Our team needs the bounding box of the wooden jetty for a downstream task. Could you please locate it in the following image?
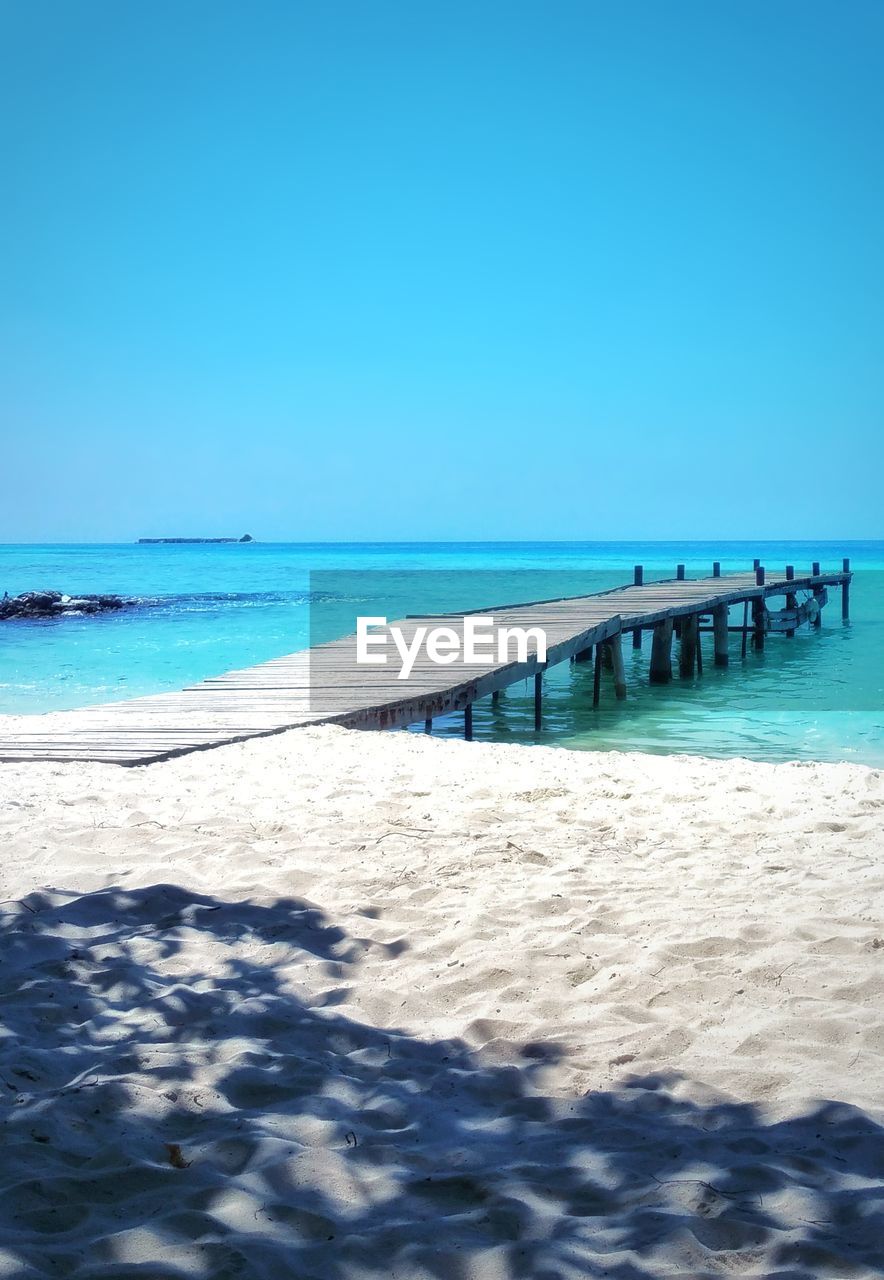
[0,560,852,766]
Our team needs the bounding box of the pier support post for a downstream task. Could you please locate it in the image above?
[812,561,823,628]
[491,689,500,705]
[713,561,721,578]
[606,635,627,699]
[424,717,432,734]
[842,557,850,620]
[741,600,749,658]
[785,565,796,638]
[752,600,766,651]
[649,619,673,684]
[574,645,592,662]
[676,564,685,581]
[464,704,473,741]
[712,604,729,667]
[592,646,602,706]
[633,566,643,648]
[679,614,699,677]
[534,671,543,729]
[753,566,766,650]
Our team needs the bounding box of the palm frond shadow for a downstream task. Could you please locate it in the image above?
[1,884,881,1279]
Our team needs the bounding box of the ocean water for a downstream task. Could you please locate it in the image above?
[0,541,881,766]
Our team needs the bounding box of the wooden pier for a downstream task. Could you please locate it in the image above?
[0,561,852,765]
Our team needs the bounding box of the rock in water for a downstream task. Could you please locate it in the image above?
[0,591,131,620]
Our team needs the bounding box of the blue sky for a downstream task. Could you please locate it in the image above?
[2,0,882,541]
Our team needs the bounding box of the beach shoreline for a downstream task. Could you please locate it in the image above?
[1,726,882,1276]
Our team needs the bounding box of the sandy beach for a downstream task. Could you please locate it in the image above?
[0,725,881,1277]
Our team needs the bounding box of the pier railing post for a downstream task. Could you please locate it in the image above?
[649,619,673,684]
[842,557,850,620]
[633,566,643,647]
[712,604,729,667]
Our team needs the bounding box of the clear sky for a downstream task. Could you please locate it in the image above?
[2,0,882,542]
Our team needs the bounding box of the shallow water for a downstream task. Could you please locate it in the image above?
[1,541,881,765]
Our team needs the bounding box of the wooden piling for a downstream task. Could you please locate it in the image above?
[424,717,432,733]
[592,646,602,706]
[753,566,766,650]
[633,566,643,647]
[574,646,592,662]
[812,562,823,628]
[607,635,627,699]
[741,599,749,659]
[712,604,729,667]
[677,564,685,581]
[679,614,698,677]
[491,689,500,705]
[464,704,473,741]
[649,619,673,684]
[534,671,543,729]
[713,561,721,578]
[842,557,850,620]
[752,599,765,651]
[785,565,796,637]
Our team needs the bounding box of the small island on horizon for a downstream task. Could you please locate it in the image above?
[137,534,254,544]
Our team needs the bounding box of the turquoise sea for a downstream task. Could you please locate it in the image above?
[1,542,882,766]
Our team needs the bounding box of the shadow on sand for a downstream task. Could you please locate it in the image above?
[1,884,881,1279]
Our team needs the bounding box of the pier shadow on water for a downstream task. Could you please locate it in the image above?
[0,885,882,1279]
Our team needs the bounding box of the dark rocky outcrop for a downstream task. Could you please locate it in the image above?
[0,591,132,621]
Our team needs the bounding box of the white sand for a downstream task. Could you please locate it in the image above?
[1,726,882,1278]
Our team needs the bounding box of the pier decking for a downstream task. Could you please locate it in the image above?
[0,562,852,765]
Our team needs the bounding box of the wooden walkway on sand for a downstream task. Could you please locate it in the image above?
[0,560,852,766]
